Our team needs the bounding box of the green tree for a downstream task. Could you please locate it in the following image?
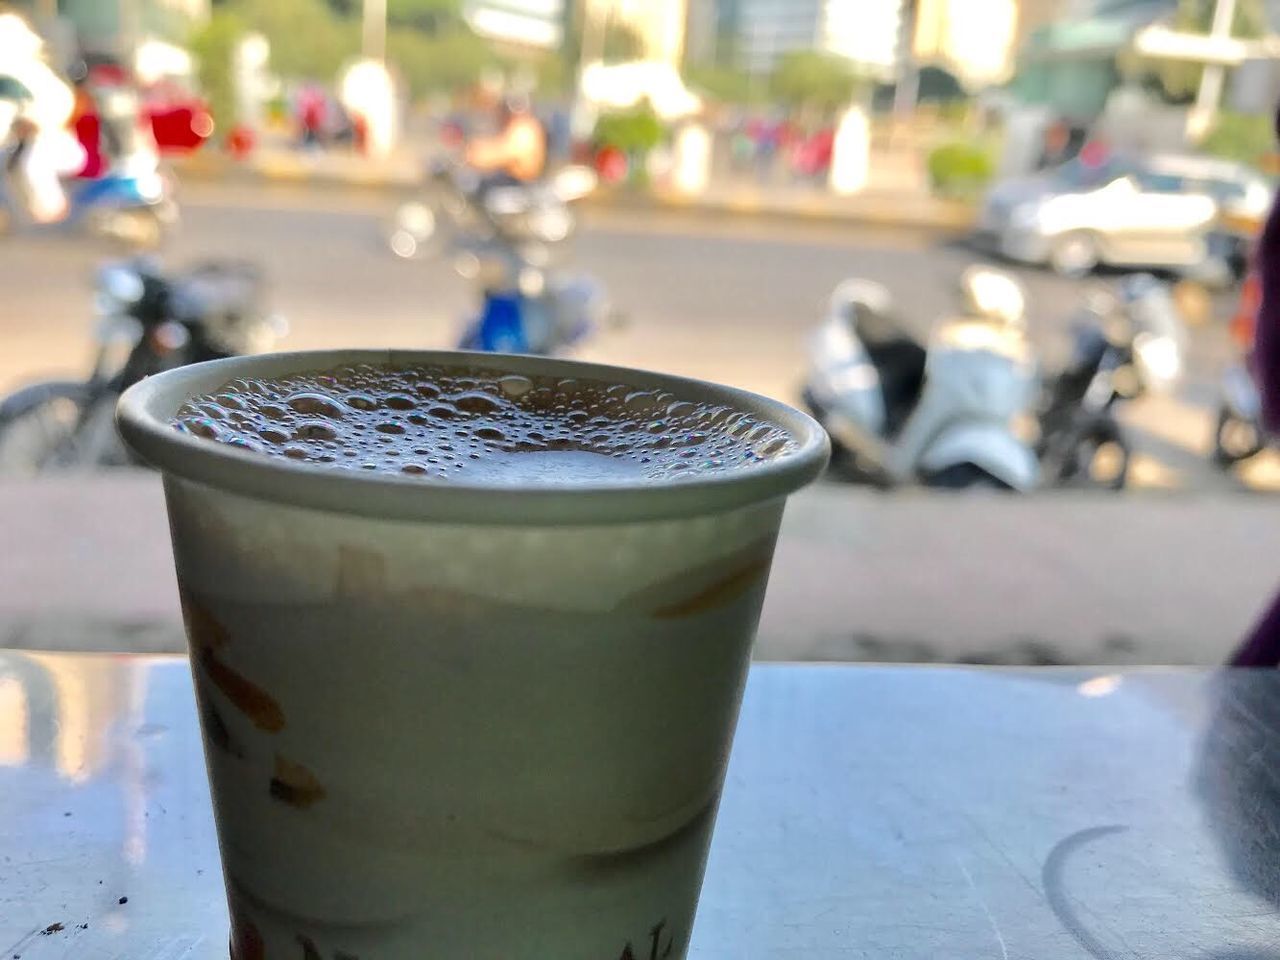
[531,51,571,97]
[1201,110,1275,165]
[386,0,465,33]
[386,25,494,97]
[687,65,758,105]
[1153,0,1267,102]
[189,8,247,137]
[592,101,664,161]
[235,0,359,79]
[770,50,860,111]
[561,10,646,70]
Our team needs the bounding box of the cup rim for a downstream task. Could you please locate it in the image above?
[116,349,830,525]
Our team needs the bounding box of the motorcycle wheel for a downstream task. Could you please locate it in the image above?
[1044,417,1130,490]
[825,445,892,488]
[800,386,891,488]
[1048,231,1100,279]
[0,381,94,476]
[920,462,1013,490]
[1212,405,1264,467]
[90,207,164,251]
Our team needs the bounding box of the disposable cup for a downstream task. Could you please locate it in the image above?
[117,349,828,959]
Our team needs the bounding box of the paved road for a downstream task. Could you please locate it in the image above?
[1,180,1275,491]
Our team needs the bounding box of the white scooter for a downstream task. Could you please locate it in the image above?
[802,267,1039,490]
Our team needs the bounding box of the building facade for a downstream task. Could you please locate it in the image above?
[913,0,1019,86]
[583,0,688,65]
[733,0,905,77]
[463,0,566,50]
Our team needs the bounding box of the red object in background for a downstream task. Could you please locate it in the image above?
[1232,270,1261,349]
[83,63,212,158]
[72,112,106,177]
[226,124,255,160]
[595,145,627,184]
[1078,139,1110,168]
[792,127,834,177]
[146,102,213,154]
[86,62,130,86]
[352,113,368,155]
[440,119,465,148]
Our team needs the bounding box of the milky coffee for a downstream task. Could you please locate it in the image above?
[174,362,795,484]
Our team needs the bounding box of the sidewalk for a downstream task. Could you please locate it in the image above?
[2,474,1275,665]
[174,146,975,231]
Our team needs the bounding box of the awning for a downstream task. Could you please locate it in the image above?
[1020,3,1167,62]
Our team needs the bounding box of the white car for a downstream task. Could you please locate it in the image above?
[977,153,1272,278]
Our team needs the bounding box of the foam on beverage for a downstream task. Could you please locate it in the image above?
[173,362,795,484]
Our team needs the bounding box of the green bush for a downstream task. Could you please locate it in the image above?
[592,103,664,155]
[927,142,994,199]
[1201,112,1274,168]
[386,26,493,97]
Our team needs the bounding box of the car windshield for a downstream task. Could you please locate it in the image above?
[1050,156,1130,190]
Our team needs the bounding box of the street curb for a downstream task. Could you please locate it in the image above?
[173,153,976,231]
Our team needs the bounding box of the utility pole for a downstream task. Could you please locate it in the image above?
[581,0,611,70]
[363,0,387,61]
[1188,0,1238,140]
[892,0,921,146]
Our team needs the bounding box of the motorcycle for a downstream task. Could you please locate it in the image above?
[453,237,613,355]
[387,158,596,261]
[802,267,1039,490]
[1,85,177,248]
[0,258,285,474]
[1037,274,1185,489]
[1212,270,1269,468]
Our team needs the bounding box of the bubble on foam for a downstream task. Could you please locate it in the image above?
[172,362,797,484]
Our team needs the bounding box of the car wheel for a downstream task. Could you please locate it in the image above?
[1049,232,1100,278]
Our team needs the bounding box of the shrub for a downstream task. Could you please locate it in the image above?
[927,142,994,199]
[1201,112,1274,168]
[592,103,664,155]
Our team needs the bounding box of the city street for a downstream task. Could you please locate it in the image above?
[2,179,1276,491]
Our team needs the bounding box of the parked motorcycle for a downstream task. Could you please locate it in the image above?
[1212,270,1269,468]
[387,158,595,261]
[803,267,1039,490]
[0,258,284,474]
[454,237,613,355]
[1,85,177,248]
[1037,274,1185,489]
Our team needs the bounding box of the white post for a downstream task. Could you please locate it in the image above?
[1187,0,1238,140]
[363,0,387,61]
[830,102,871,195]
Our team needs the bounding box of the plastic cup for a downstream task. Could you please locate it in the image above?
[117,349,828,960]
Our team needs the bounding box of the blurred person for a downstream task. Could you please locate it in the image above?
[0,11,83,222]
[542,102,572,168]
[465,93,546,193]
[750,114,780,182]
[792,125,834,184]
[296,81,328,150]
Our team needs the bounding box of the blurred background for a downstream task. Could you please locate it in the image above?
[2,0,1280,667]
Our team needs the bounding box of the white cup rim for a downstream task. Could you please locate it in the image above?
[116,349,830,525]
